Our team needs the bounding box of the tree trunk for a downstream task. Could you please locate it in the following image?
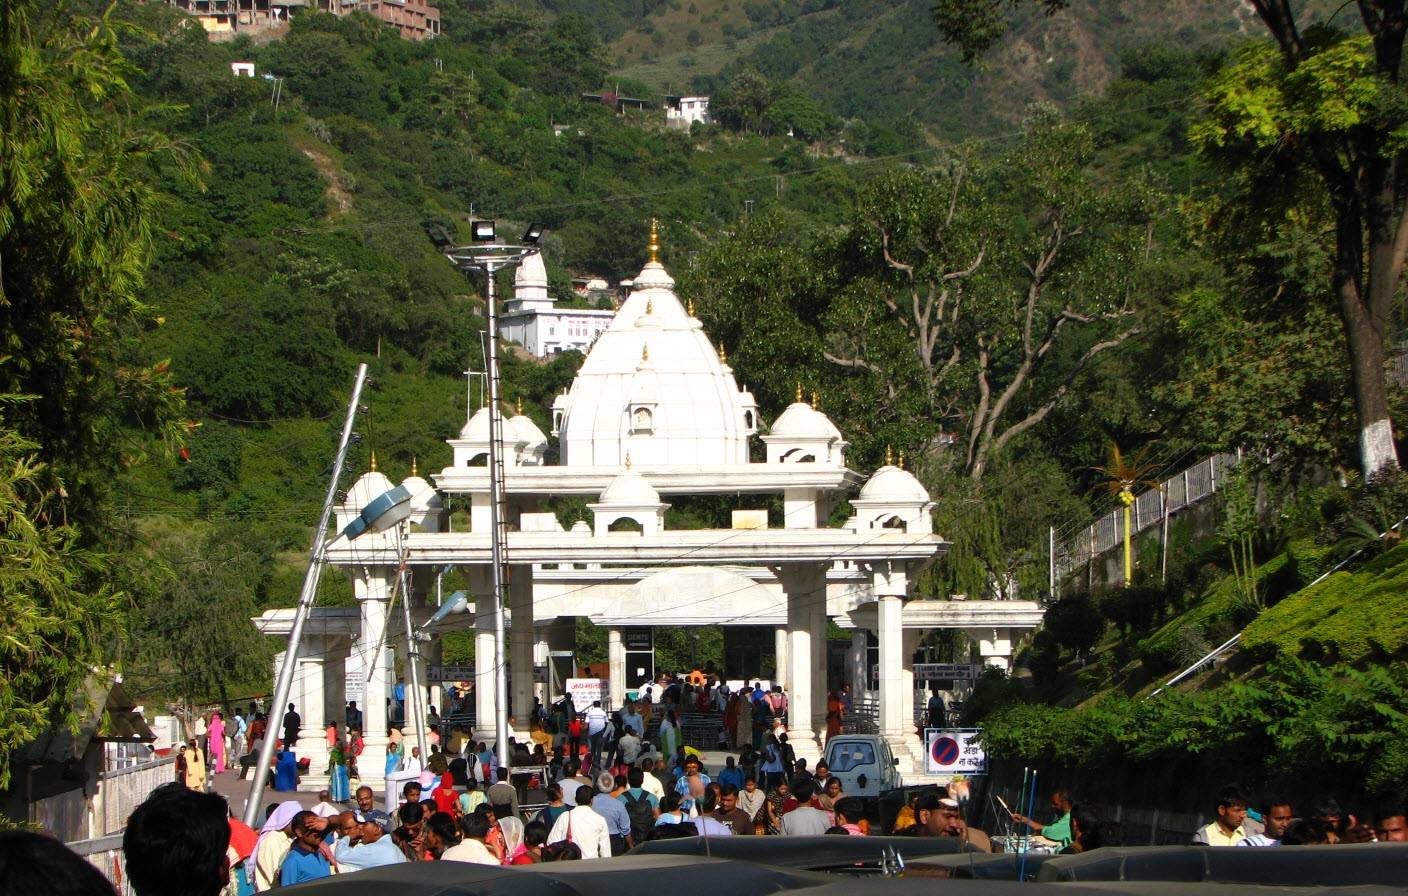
[1333,193,1401,479]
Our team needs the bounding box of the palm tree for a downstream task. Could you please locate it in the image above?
[1090,443,1163,586]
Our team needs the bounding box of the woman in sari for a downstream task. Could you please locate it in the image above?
[273,748,299,792]
[498,816,527,865]
[431,772,459,816]
[825,691,844,743]
[184,739,207,792]
[723,693,740,749]
[385,740,402,777]
[208,712,226,773]
[329,742,351,802]
[658,710,680,763]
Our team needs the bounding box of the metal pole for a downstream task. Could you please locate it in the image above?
[483,264,512,773]
[1048,525,1056,600]
[240,364,368,830]
[397,528,430,769]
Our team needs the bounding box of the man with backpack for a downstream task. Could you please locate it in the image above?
[618,767,659,845]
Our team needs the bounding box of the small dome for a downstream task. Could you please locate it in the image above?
[508,412,547,447]
[859,465,931,503]
[770,401,840,441]
[514,250,549,299]
[598,467,661,506]
[632,261,675,290]
[459,405,492,440]
[346,469,395,511]
[570,519,591,533]
[401,474,442,512]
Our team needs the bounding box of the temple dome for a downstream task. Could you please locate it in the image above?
[858,465,931,503]
[598,467,661,506]
[770,401,842,441]
[346,469,395,511]
[514,250,549,299]
[552,258,757,467]
[508,410,548,448]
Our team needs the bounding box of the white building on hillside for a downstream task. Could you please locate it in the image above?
[499,251,616,358]
[666,96,710,128]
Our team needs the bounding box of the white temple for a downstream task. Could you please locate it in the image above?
[498,250,615,358]
[256,236,1043,788]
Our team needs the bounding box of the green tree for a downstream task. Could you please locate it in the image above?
[934,0,1408,479]
[0,0,190,785]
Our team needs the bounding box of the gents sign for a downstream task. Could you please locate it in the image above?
[427,665,476,683]
[914,663,982,681]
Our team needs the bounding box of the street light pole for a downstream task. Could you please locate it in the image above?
[444,224,542,772]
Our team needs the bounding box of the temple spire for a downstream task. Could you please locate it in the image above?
[648,218,661,264]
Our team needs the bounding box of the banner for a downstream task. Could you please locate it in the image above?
[914,663,982,681]
[427,665,476,683]
[924,728,987,775]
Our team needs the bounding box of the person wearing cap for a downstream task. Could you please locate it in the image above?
[590,772,633,854]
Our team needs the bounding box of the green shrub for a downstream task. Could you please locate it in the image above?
[1241,543,1408,662]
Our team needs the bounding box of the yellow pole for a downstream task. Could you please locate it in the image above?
[1121,489,1135,586]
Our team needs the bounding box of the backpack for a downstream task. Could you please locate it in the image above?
[621,790,655,842]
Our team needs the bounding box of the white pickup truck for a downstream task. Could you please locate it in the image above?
[822,734,902,799]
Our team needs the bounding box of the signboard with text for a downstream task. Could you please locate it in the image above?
[565,678,608,712]
[924,728,987,775]
[914,663,982,682]
[427,665,476,683]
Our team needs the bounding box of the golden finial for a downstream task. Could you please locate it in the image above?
[411,456,418,477]
[898,450,906,470]
[642,343,650,362]
[370,450,378,472]
[625,451,632,470]
[646,297,653,315]
[810,391,819,410]
[718,344,728,364]
[648,218,661,264]
[515,396,523,415]
[885,445,894,467]
[795,383,803,403]
[688,297,695,316]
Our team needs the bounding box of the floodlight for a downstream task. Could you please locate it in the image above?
[425,590,470,627]
[340,484,414,540]
[522,223,545,244]
[471,220,496,241]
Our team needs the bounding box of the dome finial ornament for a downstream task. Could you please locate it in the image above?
[515,396,523,415]
[411,456,418,477]
[642,343,650,362]
[370,450,379,472]
[810,391,819,410]
[898,450,906,470]
[648,218,661,264]
[625,450,632,470]
[795,383,803,403]
[719,344,728,364]
[885,445,893,467]
[688,297,695,316]
[646,297,654,315]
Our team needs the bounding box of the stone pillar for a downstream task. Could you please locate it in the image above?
[473,582,498,742]
[509,565,535,726]
[354,571,394,789]
[427,638,445,719]
[783,488,818,529]
[295,645,330,781]
[607,627,626,709]
[810,599,829,740]
[849,633,869,699]
[873,563,907,740]
[773,627,789,689]
[780,564,825,762]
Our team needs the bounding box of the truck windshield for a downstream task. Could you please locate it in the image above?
[827,741,876,772]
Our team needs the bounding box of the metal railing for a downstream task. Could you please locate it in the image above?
[68,834,133,896]
[95,756,177,836]
[1055,453,1240,580]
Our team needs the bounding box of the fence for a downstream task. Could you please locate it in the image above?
[68,834,133,896]
[94,756,177,837]
[1055,453,1240,581]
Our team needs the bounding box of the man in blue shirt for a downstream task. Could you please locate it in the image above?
[718,756,744,790]
[620,701,644,744]
[591,772,633,855]
[280,811,331,886]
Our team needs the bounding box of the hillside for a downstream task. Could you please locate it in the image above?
[610,0,1255,139]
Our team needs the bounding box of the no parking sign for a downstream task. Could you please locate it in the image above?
[924,728,987,775]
